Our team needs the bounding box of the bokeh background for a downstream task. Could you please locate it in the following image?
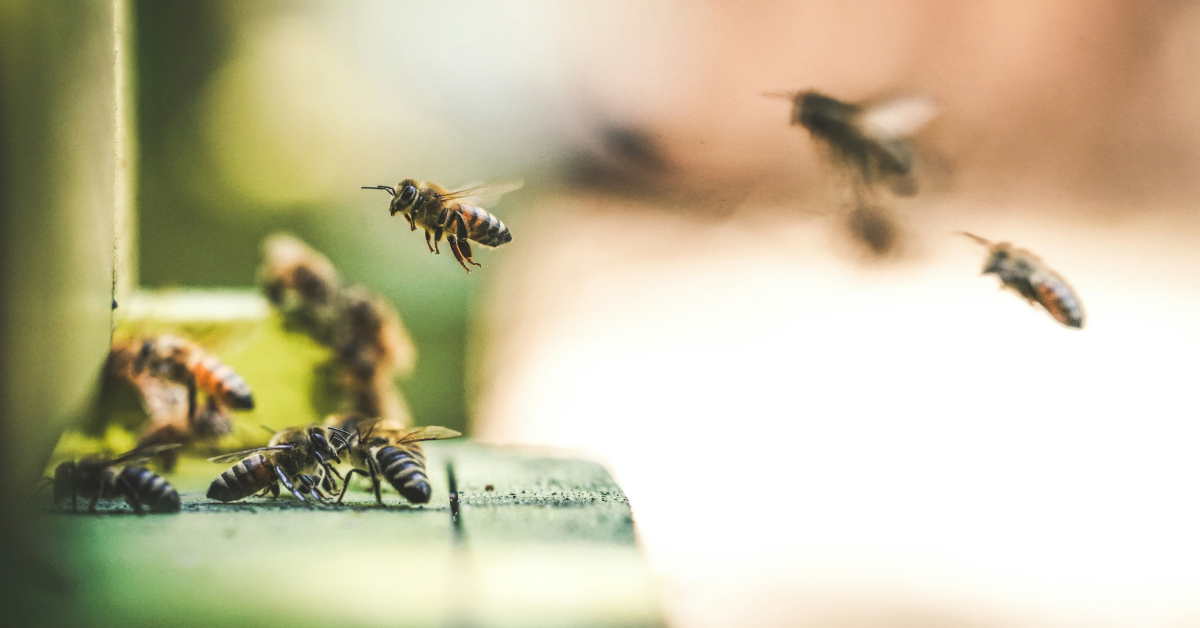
[5,1,1200,626]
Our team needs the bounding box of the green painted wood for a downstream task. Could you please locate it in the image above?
[35,441,663,628]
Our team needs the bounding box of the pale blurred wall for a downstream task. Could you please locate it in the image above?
[0,0,133,622]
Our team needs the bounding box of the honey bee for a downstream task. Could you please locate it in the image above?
[44,445,182,513]
[206,425,350,503]
[259,234,343,343]
[118,334,255,420]
[960,232,1085,329]
[362,179,520,271]
[768,90,939,196]
[330,416,461,506]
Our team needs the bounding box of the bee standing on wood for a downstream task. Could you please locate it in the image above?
[206,425,350,503]
[42,445,182,514]
[330,415,461,506]
[362,179,519,272]
[960,232,1085,329]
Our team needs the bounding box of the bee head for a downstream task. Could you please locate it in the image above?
[983,249,1009,275]
[310,428,348,464]
[796,91,855,134]
[389,179,421,217]
[52,461,75,503]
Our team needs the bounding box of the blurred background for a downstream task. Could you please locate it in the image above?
[5,0,1200,626]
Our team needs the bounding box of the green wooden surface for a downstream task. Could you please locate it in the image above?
[33,441,662,628]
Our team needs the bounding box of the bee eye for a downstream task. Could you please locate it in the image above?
[400,186,417,204]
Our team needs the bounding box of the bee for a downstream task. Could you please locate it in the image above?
[206,425,350,503]
[259,233,343,343]
[43,445,182,514]
[118,334,255,421]
[960,232,1085,329]
[767,90,939,196]
[361,179,520,272]
[330,416,461,506]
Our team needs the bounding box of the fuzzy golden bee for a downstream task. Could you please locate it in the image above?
[768,90,938,196]
[43,445,182,514]
[117,334,255,420]
[960,232,1085,329]
[362,179,519,272]
[206,425,350,503]
[329,415,461,506]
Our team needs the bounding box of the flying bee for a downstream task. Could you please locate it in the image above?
[117,334,255,421]
[331,416,461,506]
[960,232,1085,329]
[42,445,182,514]
[767,90,939,196]
[362,179,520,272]
[206,425,351,503]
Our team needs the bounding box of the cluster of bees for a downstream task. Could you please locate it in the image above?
[45,83,1088,514]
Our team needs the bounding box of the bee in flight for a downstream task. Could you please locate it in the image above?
[206,425,350,503]
[767,90,939,197]
[42,445,182,514]
[362,179,519,272]
[959,232,1085,329]
[328,415,461,506]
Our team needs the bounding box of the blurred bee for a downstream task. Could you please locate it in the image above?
[206,425,350,503]
[362,179,520,272]
[767,90,939,196]
[116,334,255,420]
[42,445,182,514]
[960,232,1085,329]
[259,234,343,343]
[329,415,461,506]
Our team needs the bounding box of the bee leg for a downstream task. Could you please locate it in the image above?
[405,214,416,231]
[454,215,482,268]
[117,475,145,516]
[368,457,385,506]
[268,482,280,499]
[88,485,103,514]
[432,225,444,254]
[272,465,306,501]
[447,236,471,273]
[336,468,367,505]
[424,229,435,253]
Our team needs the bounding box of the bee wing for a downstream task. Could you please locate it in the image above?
[207,445,293,464]
[394,426,463,445]
[132,374,189,423]
[110,443,183,465]
[855,94,939,140]
[439,180,524,208]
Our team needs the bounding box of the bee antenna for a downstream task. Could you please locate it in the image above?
[956,231,993,247]
[259,424,277,435]
[362,185,396,197]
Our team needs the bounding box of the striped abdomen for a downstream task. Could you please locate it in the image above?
[118,467,181,513]
[1034,274,1085,329]
[207,454,275,502]
[376,444,431,504]
[456,205,511,248]
[187,349,254,409]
